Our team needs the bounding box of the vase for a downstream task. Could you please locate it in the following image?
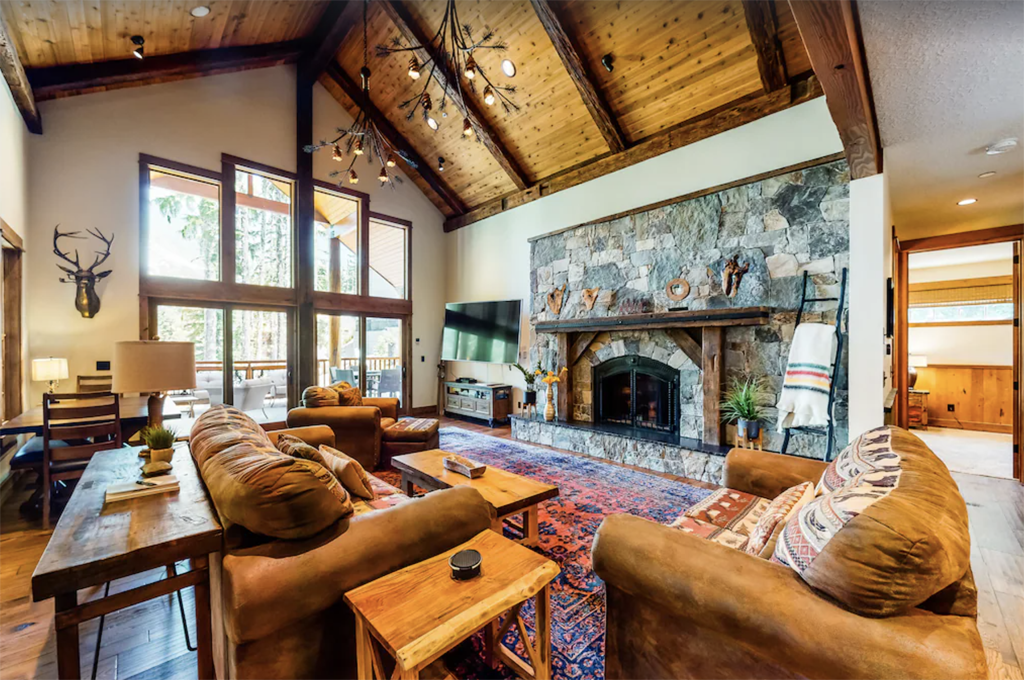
[544,386,555,421]
[150,447,175,464]
[738,419,760,439]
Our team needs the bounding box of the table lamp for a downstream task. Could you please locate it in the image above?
[908,354,928,389]
[112,341,196,428]
[32,357,68,393]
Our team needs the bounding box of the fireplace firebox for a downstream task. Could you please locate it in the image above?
[594,356,679,433]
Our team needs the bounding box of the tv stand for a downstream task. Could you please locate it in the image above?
[444,382,511,427]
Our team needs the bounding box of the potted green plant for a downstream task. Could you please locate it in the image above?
[512,360,543,415]
[721,377,767,439]
[141,425,178,463]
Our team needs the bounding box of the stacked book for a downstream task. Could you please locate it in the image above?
[105,476,179,504]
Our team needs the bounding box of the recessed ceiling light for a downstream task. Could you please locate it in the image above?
[978,171,997,178]
[985,137,1018,155]
[957,198,977,206]
[190,5,210,17]
[501,59,516,78]
[426,117,439,131]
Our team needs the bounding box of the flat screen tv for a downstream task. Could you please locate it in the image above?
[441,299,522,364]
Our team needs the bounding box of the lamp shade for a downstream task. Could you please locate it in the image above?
[112,341,196,394]
[908,354,929,368]
[31,358,68,382]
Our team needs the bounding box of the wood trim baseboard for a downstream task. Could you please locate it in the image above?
[409,405,439,417]
[909,320,1013,328]
[923,419,1013,435]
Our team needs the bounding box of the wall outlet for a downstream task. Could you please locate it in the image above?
[947,404,955,412]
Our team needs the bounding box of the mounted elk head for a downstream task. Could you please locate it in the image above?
[53,225,114,318]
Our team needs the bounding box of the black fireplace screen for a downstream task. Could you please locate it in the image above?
[594,356,679,433]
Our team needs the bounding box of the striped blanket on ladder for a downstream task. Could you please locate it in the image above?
[776,323,837,432]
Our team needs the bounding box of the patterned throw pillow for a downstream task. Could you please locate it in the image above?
[320,444,375,500]
[669,515,749,550]
[330,381,363,407]
[816,426,901,494]
[275,433,329,465]
[301,386,339,408]
[684,487,771,537]
[745,482,815,558]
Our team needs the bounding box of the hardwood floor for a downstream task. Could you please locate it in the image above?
[0,417,1020,679]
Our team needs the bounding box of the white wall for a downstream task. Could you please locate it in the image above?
[445,98,845,394]
[0,79,31,484]
[849,172,893,435]
[25,66,446,408]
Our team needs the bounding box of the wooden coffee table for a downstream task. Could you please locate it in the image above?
[391,449,559,547]
[345,529,560,680]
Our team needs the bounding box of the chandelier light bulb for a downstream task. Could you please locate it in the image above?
[332,144,343,162]
[463,117,474,137]
[349,169,359,185]
[465,56,477,80]
[408,57,421,80]
[378,167,389,183]
[483,85,495,106]
[354,138,364,155]
[386,154,397,168]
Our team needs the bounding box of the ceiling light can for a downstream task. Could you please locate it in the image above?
[957,198,977,206]
[978,171,997,179]
[190,5,210,17]
[501,59,516,78]
[986,137,1018,155]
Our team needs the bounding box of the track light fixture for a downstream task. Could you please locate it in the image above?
[131,35,145,60]
[438,156,446,172]
[462,117,474,137]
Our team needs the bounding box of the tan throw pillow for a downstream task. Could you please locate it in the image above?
[275,433,329,466]
[745,481,815,558]
[335,386,363,407]
[301,385,339,408]
[320,444,375,500]
[291,458,354,514]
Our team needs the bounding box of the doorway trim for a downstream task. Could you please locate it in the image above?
[895,224,1023,482]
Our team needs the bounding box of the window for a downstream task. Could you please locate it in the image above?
[146,168,220,281]
[156,304,224,417]
[369,217,408,299]
[235,169,293,288]
[232,309,289,411]
[316,313,360,387]
[909,276,1014,324]
[366,317,403,404]
[315,188,361,295]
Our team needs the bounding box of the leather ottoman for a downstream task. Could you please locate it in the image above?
[380,418,440,469]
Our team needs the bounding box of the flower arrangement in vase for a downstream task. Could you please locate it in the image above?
[512,360,543,417]
[541,367,568,421]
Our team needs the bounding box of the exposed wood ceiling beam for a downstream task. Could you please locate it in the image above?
[0,12,40,134]
[26,40,304,102]
[379,0,530,191]
[787,0,881,179]
[323,62,467,216]
[530,0,626,154]
[299,0,361,82]
[445,76,823,231]
[742,0,788,93]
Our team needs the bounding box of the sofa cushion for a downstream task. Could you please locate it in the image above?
[300,386,339,408]
[684,487,770,537]
[816,426,900,494]
[319,444,375,500]
[772,427,971,617]
[669,515,749,550]
[189,405,352,539]
[745,481,814,558]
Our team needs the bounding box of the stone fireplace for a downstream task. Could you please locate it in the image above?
[511,158,852,484]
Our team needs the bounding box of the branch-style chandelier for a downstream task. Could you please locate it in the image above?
[304,0,409,187]
[377,0,518,137]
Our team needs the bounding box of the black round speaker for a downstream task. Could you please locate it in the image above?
[449,549,482,580]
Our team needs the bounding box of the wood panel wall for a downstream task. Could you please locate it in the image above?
[916,364,1013,434]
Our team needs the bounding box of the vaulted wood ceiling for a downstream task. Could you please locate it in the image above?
[0,0,848,229]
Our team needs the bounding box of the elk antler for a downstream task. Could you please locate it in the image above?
[86,228,115,271]
[53,225,85,275]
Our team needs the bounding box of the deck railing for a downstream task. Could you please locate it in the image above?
[194,358,401,385]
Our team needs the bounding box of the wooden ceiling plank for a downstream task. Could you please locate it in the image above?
[742,0,788,92]
[0,11,41,134]
[787,0,881,179]
[299,0,359,81]
[445,75,823,231]
[26,39,305,101]
[323,61,467,216]
[529,0,626,154]
[379,0,531,191]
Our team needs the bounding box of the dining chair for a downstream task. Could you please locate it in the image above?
[330,367,356,386]
[378,368,402,399]
[40,391,122,525]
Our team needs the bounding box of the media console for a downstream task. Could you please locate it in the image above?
[444,381,511,427]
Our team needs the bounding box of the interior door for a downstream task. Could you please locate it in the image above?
[1014,239,1021,481]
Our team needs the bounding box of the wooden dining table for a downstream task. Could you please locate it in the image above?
[0,395,181,439]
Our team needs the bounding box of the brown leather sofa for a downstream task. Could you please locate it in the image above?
[286,396,399,470]
[593,427,987,680]
[190,407,493,679]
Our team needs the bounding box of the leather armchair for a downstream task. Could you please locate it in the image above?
[286,397,399,470]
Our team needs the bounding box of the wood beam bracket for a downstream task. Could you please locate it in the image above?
[742,0,788,93]
[0,12,40,133]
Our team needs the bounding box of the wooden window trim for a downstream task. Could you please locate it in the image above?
[908,320,1013,328]
[908,275,1013,292]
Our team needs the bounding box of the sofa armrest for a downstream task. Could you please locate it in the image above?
[723,448,828,499]
[220,486,494,643]
[265,425,336,448]
[363,397,398,421]
[592,514,986,680]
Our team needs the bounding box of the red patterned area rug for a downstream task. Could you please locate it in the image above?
[374,427,714,680]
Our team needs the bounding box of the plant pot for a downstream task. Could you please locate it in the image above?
[524,390,537,406]
[737,419,760,439]
[150,447,175,464]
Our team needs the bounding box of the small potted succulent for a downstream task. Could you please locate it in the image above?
[512,360,542,412]
[141,425,178,463]
[721,377,768,439]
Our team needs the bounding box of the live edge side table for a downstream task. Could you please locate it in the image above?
[345,530,560,680]
[31,445,222,680]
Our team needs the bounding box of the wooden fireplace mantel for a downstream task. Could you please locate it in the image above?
[537,306,773,448]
